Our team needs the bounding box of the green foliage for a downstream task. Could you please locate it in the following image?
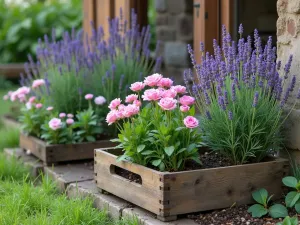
[248,188,288,219]
[0,0,82,63]
[282,176,300,213]
[41,119,69,144]
[0,76,14,89]
[277,216,299,225]
[0,127,19,151]
[201,77,283,164]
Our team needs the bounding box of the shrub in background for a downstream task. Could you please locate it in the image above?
[185,25,299,164]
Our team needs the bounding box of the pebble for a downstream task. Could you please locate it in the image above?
[246,222,250,225]
[241,217,245,222]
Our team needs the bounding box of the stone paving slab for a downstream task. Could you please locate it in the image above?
[4,148,44,177]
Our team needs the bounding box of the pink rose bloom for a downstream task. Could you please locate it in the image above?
[158,97,177,111]
[18,87,31,95]
[59,113,66,118]
[109,98,122,110]
[144,73,163,87]
[183,116,199,129]
[171,85,187,94]
[35,103,43,109]
[161,89,177,98]
[180,105,190,112]
[67,113,74,118]
[85,94,94,100]
[94,96,106,105]
[133,100,141,107]
[130,82,145,92]
[125,94,138,103]
[17,93,26,103]
[106,110,119,125]
[116,109,125,119]
[142,89,161,101]
[49,118,62,130]
[25,102,32,110]
[179,95,195,106]
[32,79,45,89]
[28,96,36,103]
[10,92,17,102]
[123,104,140,118]
[3,95,8,100]
[118,104,126,111]
[66,118,74,125]
[7,91,13,97]
[47,106,54,111]
[157,78,173,88]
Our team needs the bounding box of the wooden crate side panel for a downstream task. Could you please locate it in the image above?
[165,159,289,215]
[20,133,47,161]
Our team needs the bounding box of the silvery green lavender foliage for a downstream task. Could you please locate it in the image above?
[185,25,300,165]
[21,9,161,116]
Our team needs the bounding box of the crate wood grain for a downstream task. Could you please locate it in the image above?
[1,114,21,129]
[20,133,116,165]
[94,148,289,221]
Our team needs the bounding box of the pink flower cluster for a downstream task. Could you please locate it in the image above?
[5,86,31,103]
[106,74,199,128]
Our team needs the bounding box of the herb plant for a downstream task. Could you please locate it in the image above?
[282,176,300,212]
[277,216,298,225]
[248,188,288,218]
[186,24,300,164]
[108,74,203,172]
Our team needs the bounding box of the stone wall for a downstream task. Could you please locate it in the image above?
[277,0,300,149]
[155,0,193,83]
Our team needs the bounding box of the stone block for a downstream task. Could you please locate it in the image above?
[156,27,176,41]
[162,66,186,84]
[287,18,297,37]
[277,16,286,36]
[277,0,288,15]
[166,0,193,14]
[156,14,169,26]
[288,0,300,14]
[176,14,193,41]
[164,42,189,67]
[155,0,167,13]
[66,180,99,199]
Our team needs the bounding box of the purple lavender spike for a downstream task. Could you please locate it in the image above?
[284,55,293,79]
[206,110,212,120]
[228,111,233,120]
[252,91,259,107]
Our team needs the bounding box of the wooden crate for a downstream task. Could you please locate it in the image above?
[94,148,289,221]
[1,114,21,129]
[20,133,116,166]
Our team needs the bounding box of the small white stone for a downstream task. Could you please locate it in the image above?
[26,149,31,155]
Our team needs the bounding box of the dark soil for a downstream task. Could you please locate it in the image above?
[114,166,142,184]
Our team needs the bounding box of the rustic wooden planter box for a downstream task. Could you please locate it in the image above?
[20,133,116,166]
[1,114,21,129]
[94,148,289,221]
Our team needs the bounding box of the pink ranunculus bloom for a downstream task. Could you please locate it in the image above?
[118,104,126,111]
[47,106,54,111]
[142,89,161,101]
[94,96,106,105]
[116,109,125,119]
[157,78,173,88]
[125,94,138,103]
[32,79,45,89]
[59,113,66,118]
[158,97,177,111]
[179,95,195,106]
[144,73,163,87]
[183,116,199,129]
[28,96,36,103]
[7,91,13,97]
[25,102,32,110]
[3,95,8,100]
[67,113,74,118]
[123,104,140,118]
[17,86,31,95]
[180,105,190,112]
[85,94,94,100]
[171,85,187,94]
[108,98,122,110]
[10,92,17,102]
[49,118,62,130]
[161,88,177,98]
[130,82,145,92]
[35,103,43,109]
[133,100,141,107]
[106,110,119,125]
[17,93,26,103]
[66,118,74,125]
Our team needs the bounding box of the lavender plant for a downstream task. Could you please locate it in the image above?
[185,25,299,165]
[21,9,161,116]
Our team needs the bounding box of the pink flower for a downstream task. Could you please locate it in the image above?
[32,79,45,89]
[157,78,173,88]
[106,110,119,125]
[158,97,177,110]
[130,82,145,92]
[94,96,106,105]
[108,98,122,110]
[123,104,140,118]
[35,103,43,109]
[10,92,17,102]
[66,118,74,125]
[67,113,74,118]
[142,89,161,101]
[17,87,31,95]
[25,102,32,110]
[144,73,163,87]
[118,104,125,111]
[161,89,177,98]
[28,96,36,103]
[7,91,13,97]
[171,85,187,94]
[180,105,190,112]
[59,113,66,118]
[125,94,138,103]
[3,95,8,100]
[133,100,141,107]
[17,94,26,103]
[183,116,199,129]
[85,94,94,100]
[179,95,195,106]
[47,106,54,111]
[49,118,62,130]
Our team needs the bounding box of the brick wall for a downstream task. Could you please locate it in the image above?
[155,0,193,83]
[277,0,300,149]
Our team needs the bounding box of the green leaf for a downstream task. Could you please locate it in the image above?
[164,146,175,157]
[116,155,127,162]
[177,148,186,154]
[290,217,299,225]
[86,136,96,142]
[285,191,300,207]
[110,138,121,142]
[247,204,268,218]
[88,121,97,126]
[191,156,202,165]
[282,177,298,188]
[159,162,165,171]
[141,150,154,155]
[252,189,268,206]
[175,127,185,131]
[294,201,300,213]
[77,130,86,135]
[137,145,146,153]
[152,159,162,167]
[269,204,288,219]
[187,143,197,152]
